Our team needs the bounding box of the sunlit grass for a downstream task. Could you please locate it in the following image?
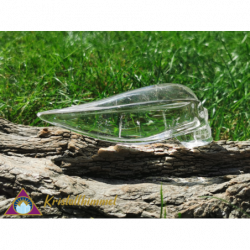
[0,31,249,141]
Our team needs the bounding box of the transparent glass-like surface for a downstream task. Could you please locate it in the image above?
[37,84,213,148]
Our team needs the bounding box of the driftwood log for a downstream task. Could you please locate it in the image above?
[0,118,250,218]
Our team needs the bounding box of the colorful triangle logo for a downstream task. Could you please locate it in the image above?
[4,188,42,216]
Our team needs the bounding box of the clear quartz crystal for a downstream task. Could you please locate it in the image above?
[37,83,213,148]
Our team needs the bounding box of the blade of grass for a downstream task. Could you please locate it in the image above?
[160,183,163,218]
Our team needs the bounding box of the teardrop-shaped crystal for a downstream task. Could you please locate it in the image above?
[37,84,213,148]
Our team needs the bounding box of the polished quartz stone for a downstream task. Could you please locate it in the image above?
[37,83,213,148]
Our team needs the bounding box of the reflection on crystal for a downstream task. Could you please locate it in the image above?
[37,83,213,148]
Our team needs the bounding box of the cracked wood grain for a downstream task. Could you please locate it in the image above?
[0,118,250,218]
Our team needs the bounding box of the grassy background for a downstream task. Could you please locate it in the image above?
[0,31,249,141]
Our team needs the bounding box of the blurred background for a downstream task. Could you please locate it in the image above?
[0,31,249,141]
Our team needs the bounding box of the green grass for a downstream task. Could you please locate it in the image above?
[0,31,250,141]
[160,184,168,219]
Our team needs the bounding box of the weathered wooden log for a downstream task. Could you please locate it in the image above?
[1,118,250,179]
[0,118,250,218]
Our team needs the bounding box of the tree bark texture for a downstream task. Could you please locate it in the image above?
[0,118,250,218]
